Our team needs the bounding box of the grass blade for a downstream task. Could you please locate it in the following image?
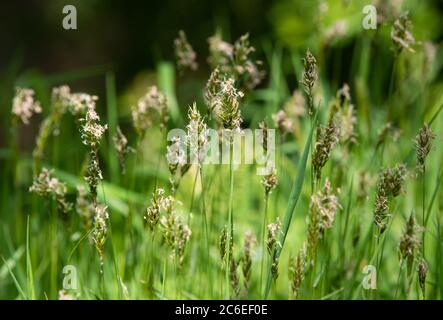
[264,113,317,298]
[68,229,94,262]
[157,61,181,125]
[429,103,443,126]
[1,256,26,299]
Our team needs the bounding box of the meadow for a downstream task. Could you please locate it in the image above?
[1,1,443,300]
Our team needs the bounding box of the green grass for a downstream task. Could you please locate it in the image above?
[1,5,443,300]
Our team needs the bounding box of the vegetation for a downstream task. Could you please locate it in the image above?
[1,1,443,300]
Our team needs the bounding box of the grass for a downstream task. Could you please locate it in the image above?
[1,6,443,301]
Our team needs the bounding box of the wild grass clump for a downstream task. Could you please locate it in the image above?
[2,7,443,300]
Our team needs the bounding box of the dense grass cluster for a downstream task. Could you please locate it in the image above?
[1,8,443,300]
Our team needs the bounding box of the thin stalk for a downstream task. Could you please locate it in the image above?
[394,259,405,299]
[148,232,156,298]
[174,260,179,299]
[161,255,167,296]
[107,225,123,299]
[310,115,314,194]
[424,167,442,226]
[121,135,143,278]
[199,167,211,295]
[187,169,198,225]
[200,167,209,251]
[259,193,269,295]
[141,232,154,295]
[309,246,319,299]
[100,262,106,299]
[226,139,235,298]
[228,140,235,253]
[273,133,283,220]
[405,263,416,299]
[341,179,353,269]
[50,200,57,299]
[26,216,35,300]
[99,183,108,300]
[422,166,426,259]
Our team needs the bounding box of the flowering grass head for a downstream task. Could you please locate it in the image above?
[132,86,168,136]
[12,87,42,125]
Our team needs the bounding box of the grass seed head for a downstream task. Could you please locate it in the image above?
[166,135,190,191]
[219,226,228,267]
[307,178,340,263]
[399,213,423,269]
[301,49,318,115]
[144,188,174,231]
[12,87,42,125]
[289,245,306,299]
[272,110,293,136]
[357,171,374,203]
[310,178,341,237]
[391,11,417,54]
[229,257,241,298]
[29,168,72,217]
[284,90,306,118]
[324,20,348,43]
[186,103,209,164]
[113,126,134,174]
[76,185,94,230]
[80,101,108,148]
[84,150,104,203]
[418,258,428,294]
[58,290,78,300]
[258,119,269,153]
[329,84,357,145]
[205,72,244,131]
[160,212,192,269]
[93,203,109,266]
[51,85,72,119]
[374,164,407,233]
[68,93,98,118]
[207,33,234,71]
[267,218,282,281]
[232,33,264,89]
[267,218,281,253]
[262,166,278,196]
[380,164,408,197]
[414,124,435,173]
[312,122,340,182]
[241,230,256,292]
[374,191,389,234]
[207,33,263,90]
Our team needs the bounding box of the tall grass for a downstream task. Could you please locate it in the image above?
[1,7,443,300]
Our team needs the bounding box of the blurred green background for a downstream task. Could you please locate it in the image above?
[1,0,442,148]
[1,0,443,300]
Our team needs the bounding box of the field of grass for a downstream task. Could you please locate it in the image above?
[1,1,443,300]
